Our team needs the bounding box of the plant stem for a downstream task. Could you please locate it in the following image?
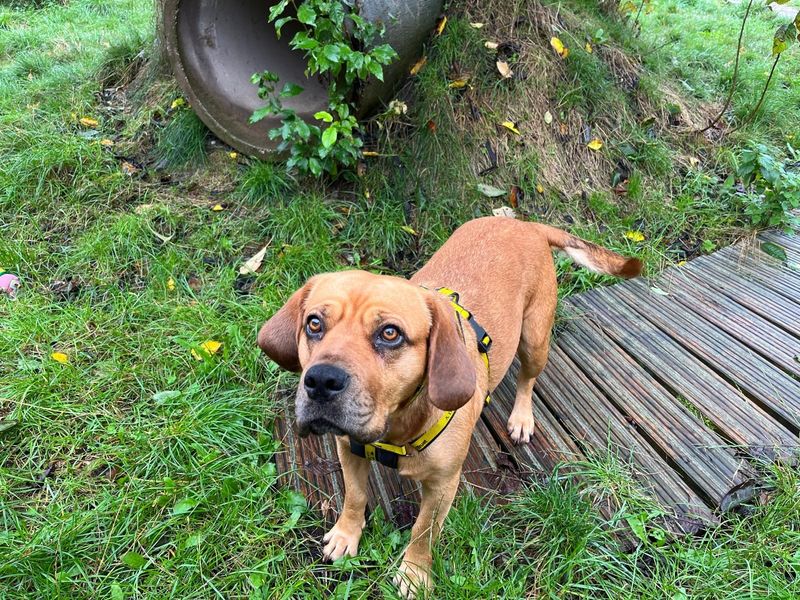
[728,53,781,135]
[696,0,754,134]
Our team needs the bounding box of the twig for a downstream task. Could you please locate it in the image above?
[728,53,781,135]
[696,0,754,134]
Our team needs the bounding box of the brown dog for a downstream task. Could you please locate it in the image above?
[258,216,641,597]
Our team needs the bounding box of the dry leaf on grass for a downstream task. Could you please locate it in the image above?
[191,340,222,361]
[585,42,593,53]
[100,139,114,147]
[477,183,506,197]
[492,206,516,218]
[51,352,69,364]
[496,61,513,79]
[167,277,176,292]
[410,56,427,75]
[120,161,139,175]
[470,22,484,28]
[170,98,186,110]
[239,246,268,275]
[550,37,569,58]
[625,231,645,242]
[501,120,521,135]
[485,41,499,50]
[435,16,447,36]
[211,204,225,212]
[448,76,470,89]
[544,111,553,124]
[79,117,98,127]
[587,139,604,151]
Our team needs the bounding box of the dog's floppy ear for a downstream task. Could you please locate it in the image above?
[258,278,316,372]
[425,295,476,411]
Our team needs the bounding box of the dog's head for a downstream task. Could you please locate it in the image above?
[258,271,476,443]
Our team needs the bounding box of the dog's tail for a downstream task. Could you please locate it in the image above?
[533,223,643,279]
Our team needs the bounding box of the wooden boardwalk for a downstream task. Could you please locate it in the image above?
[274,229,800,534]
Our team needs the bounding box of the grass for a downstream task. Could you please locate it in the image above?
[1,0,799,598]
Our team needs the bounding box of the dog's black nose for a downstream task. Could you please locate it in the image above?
[304,364,350,402]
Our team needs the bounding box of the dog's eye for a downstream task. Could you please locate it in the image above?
[306,316,323,336]
[379,325,402,344]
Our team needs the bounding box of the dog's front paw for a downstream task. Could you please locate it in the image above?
[507,409,535,444]
[322,521,363,561]
[393,558,431,599]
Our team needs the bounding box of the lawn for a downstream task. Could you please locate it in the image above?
[1,0,798,598]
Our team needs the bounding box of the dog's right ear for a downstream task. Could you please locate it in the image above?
[258,279,316,372]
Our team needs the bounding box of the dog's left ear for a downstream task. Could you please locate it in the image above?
[258,278,317,372]
[425,295,477,411]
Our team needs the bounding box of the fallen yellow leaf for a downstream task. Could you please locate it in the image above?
[51,352,69,364]
[587,138,603,151]
[229,152,238,159]
[400,225,417,236]
[470,22,484,28]
[79,117,98,128]
[501,120,521,135]
[191,340,222,361]
[536,183,544,194]
[211,204,225,212]
[544,111,553,124]
[120,161,139,175]
[100,138,114,147]
[170,97,186,110]
[410,56,427,76]
[625,231,645,242]
[485,41,499,50]
[167,277,176,291]
[550,37,569,59]
[239,245,268,275]
[585,42,593,53]
[448,76,470,89]
[496,60,513,79]
[677,260,687,267]
[363,151,380,157]
[435,15,447,36]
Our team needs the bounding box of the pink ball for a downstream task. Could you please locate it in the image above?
[0,273,20,299]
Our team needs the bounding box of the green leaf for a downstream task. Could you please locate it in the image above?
[280,82,304,98]
[172,497,199,516]
[291,32,318,51]
[476,183,507,197]
[626,515,647,543]
[773,24,790,56]
[367,60,384,81]
[308,157,323,176]
[121,552,147,570]
[314,111,334,123]
[760,241,788,263]
[250,106,273,124]
[152,390,181,403]
[110,583,124,600]
[321,126,338,148]
[323,44,341,63]
[268,0,290,21]
[274,16,292,38]
[296,4,316,25]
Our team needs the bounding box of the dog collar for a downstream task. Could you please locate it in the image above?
[349,287,492,469]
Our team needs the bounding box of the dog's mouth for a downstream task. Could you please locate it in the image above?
[297,417,348,438]
[296,416,384,444]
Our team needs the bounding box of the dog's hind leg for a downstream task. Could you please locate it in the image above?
[507,303,554,444]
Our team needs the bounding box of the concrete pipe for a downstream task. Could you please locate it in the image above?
[162,0,443,158]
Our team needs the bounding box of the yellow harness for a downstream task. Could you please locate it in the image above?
[349,287,492,469]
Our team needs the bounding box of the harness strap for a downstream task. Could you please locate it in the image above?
[350,287,492,469]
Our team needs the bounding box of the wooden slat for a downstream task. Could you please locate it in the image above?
[486,361,584,473]
[658,268,800,378]
[534,345,715,531]
[609,279,800,431]
[713,246,800,303]
[569,292,797,461]
[758,231,800,263]
[676,256,800,338]
[557,319,756,511]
